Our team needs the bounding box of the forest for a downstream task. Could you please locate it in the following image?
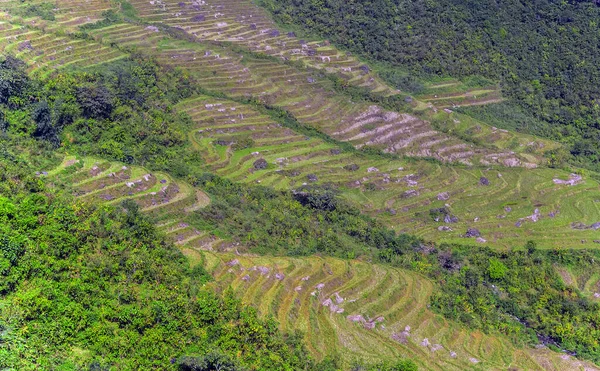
[259,0,600,170]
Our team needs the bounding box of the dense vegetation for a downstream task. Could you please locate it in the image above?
[0,143,318,370]
[259,0,600,170]
[0,53,198,174]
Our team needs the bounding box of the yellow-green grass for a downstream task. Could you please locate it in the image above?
[173,95,600,249]
[48,157,213,248]
[199,251,599,371]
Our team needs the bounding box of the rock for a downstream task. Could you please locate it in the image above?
[389,209,397,216]
[359,65,370,74]
[504,206,512,212]
[450,351,457,358]
[465,228,481,238]
[344,164,360,171]
[476,237,487,243]
[444,214,458,224]
[438,226,453,232]
[363,321,376,330]
[307,174,318,182]
[403,189,419,198]
[594,240,600,244]
[391,331,410,344]
[479,176,490,186]
[404,96,413,103]
[334,292,344,304]
[437,192,450,201]
[191,14,205,22]
[553,173,583,186]
[330,148,341,155]
[253,158,268,170]
[591,222,600,230]
[503,158,521,167]
[347,314,364,322]
[515,220,522,227]
[367,167,379,173]
[226,259,240,267]
[420,338,430,347]
[431,344,443,352]
[275,273,285,280]
[287,31,296,37]
[270,29,280,37]
[242,275,250,281]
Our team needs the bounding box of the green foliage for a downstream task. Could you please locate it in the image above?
[487,258,508,280]
[259,0,600,170]
[12,2,55,20]
[0,55,29,105]
[0,147,318,370]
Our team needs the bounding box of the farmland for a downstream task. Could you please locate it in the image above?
[2,0,600,369]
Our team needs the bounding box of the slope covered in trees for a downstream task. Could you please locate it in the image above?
[259,0,600,170]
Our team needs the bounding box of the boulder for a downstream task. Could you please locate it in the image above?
[253,158,268,169]
[437,192,450,201]
[479,176,490,186]
[444,214,458,224]
[344,164,360,171]
[465,228,481,238]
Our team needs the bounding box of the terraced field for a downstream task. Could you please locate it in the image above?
[174,95,600,249]
[0,10,595,249]
[86,23,542,167]
[0,0,115,30]
[197,251,599,371]
[48,157,218,250]
[417,81,504,109]
[125,0,396,95]
[44,157,600,369]
[0,17,126,76]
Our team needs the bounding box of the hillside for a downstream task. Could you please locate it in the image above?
[260,0,600,171]
[1,0,600,370]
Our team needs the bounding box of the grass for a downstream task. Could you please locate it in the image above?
[197,250,597,370]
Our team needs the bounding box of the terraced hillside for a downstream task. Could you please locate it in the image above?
[0,0,115,30]
[125,0,396,95]
[48,157,217,250]
[1,10,597,249]
[173,95,600,249]
[43,156,600,370]
[0,17,125,76]
[196,251,599,371]
[86,23,544,168]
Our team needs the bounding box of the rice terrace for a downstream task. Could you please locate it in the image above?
[2,0,600,370]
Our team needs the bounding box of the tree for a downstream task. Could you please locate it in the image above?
[0,55,28,104]
[488,258,508,280]
[76,85,114,119]
[32,101,57,144]
[178,352,245,371]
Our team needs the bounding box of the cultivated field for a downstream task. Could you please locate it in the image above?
[192,251,600,371]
